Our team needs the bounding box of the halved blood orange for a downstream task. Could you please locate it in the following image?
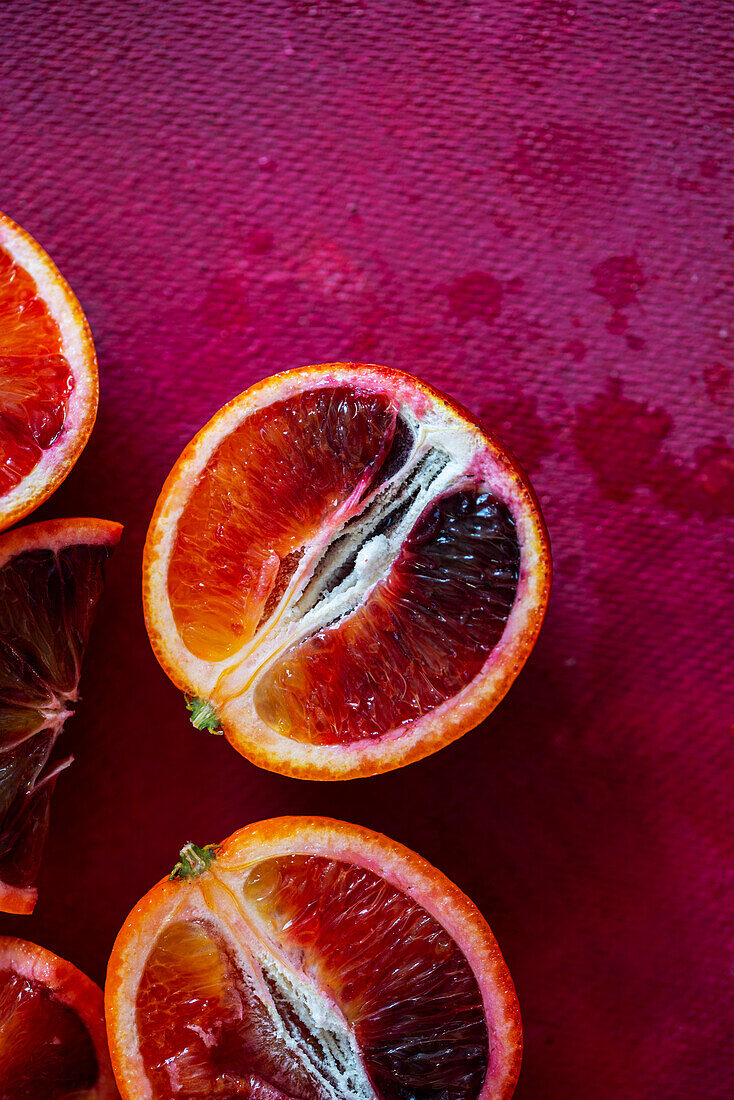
[0,211,98,531]
[144,365,550,779]
[0,935,118,1098]
[106,816,522,1100]
[0,517,121,914]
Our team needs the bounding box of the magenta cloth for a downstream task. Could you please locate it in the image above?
[2,2,732,1096]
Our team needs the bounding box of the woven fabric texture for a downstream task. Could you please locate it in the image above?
[1,2,732,1096]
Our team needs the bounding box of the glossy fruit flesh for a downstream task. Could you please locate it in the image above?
[255,491,519,744]
[137,920,320,1100]
[0,543,114,895]
[0,247,73,496]
[0,966,98,1099]
[136,855,488,1100]
[169,388,397,661]
[167,384,521,747]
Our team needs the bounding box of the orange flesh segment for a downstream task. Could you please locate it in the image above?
[0,967,98,1099]
[168,387,397,662]
[0,543,116,895]
[135,857,488,1100]
[0,247,73,496]
[245,856,488,1100]
[137,920,320,1099]
[254,491,519,744]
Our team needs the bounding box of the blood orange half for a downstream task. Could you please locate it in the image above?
[144,364,550,779]
[0,935,118,1099]
[0,212,98,531]
[0,517,121,914]
[106,816,521,1100]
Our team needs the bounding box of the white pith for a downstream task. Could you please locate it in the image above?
[134,869,379,1100]
[213,404,480,709]
[109,821,523,1100]
[257,954,377,1100]
[144,365,549,776]
[149,383,505,702]
[0,518,122,570]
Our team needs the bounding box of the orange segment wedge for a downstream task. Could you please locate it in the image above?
[0,212,98,531]
[144,364,550,779]
[0,517,121,914]
[169,386,397,660]
[0,936,118,1098]
[106,817,522,1100]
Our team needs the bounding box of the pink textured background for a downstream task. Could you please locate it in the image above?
[2,2,733,1096]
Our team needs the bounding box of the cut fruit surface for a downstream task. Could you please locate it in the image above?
[144,364,550,779]
[0,212,98,531]
[106,817,522,1100]
[0,935,118,1099]
[0,517,121,914]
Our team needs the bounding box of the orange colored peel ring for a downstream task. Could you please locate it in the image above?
[106,816,522,1100]
[0,212,98,531]
[0,935,118,1097]
[144,364,551,779]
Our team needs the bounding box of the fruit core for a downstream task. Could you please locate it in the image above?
[0,967,98,1099]
[0,246,73,496]
[137,853,489,1100]
[167,384,521,746]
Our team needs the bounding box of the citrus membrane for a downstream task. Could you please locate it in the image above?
[144,366,550,779]
[0,212,98,531]
[106,818,522,1100]
[0,518,121,914]
[0,936,118,1099]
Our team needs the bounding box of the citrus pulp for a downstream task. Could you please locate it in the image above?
[106,817,521,1100]
[144,365,550,779]
[0,212,98,531]
[0,517,121,914]
[0,935,118,1098]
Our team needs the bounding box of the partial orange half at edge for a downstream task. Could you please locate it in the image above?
[0,517,122,914]
[144,364,551,779]
[0,935,119,1098]
[106,816,522,1100]
[0,211,98,531]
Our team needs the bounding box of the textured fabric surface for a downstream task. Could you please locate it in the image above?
[1,2,732,1096]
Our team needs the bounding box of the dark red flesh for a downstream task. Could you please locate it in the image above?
[136,856,488,1100]
[169,386,397,661]
[137,919,322,1100]
[0,967,98,1100]
[0,543,115,892]
[255,491,520,743]
[246,855,490,1100]
[0,246,74,496]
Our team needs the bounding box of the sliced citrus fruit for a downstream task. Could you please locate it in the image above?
[144,364,550,779]
[0,517,121,914]
[0,935,118,1098]
[106,816,521,1100]
[0,211,98,532]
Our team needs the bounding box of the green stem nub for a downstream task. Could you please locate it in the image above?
[185,695,222,733]
[170,842,219,881]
